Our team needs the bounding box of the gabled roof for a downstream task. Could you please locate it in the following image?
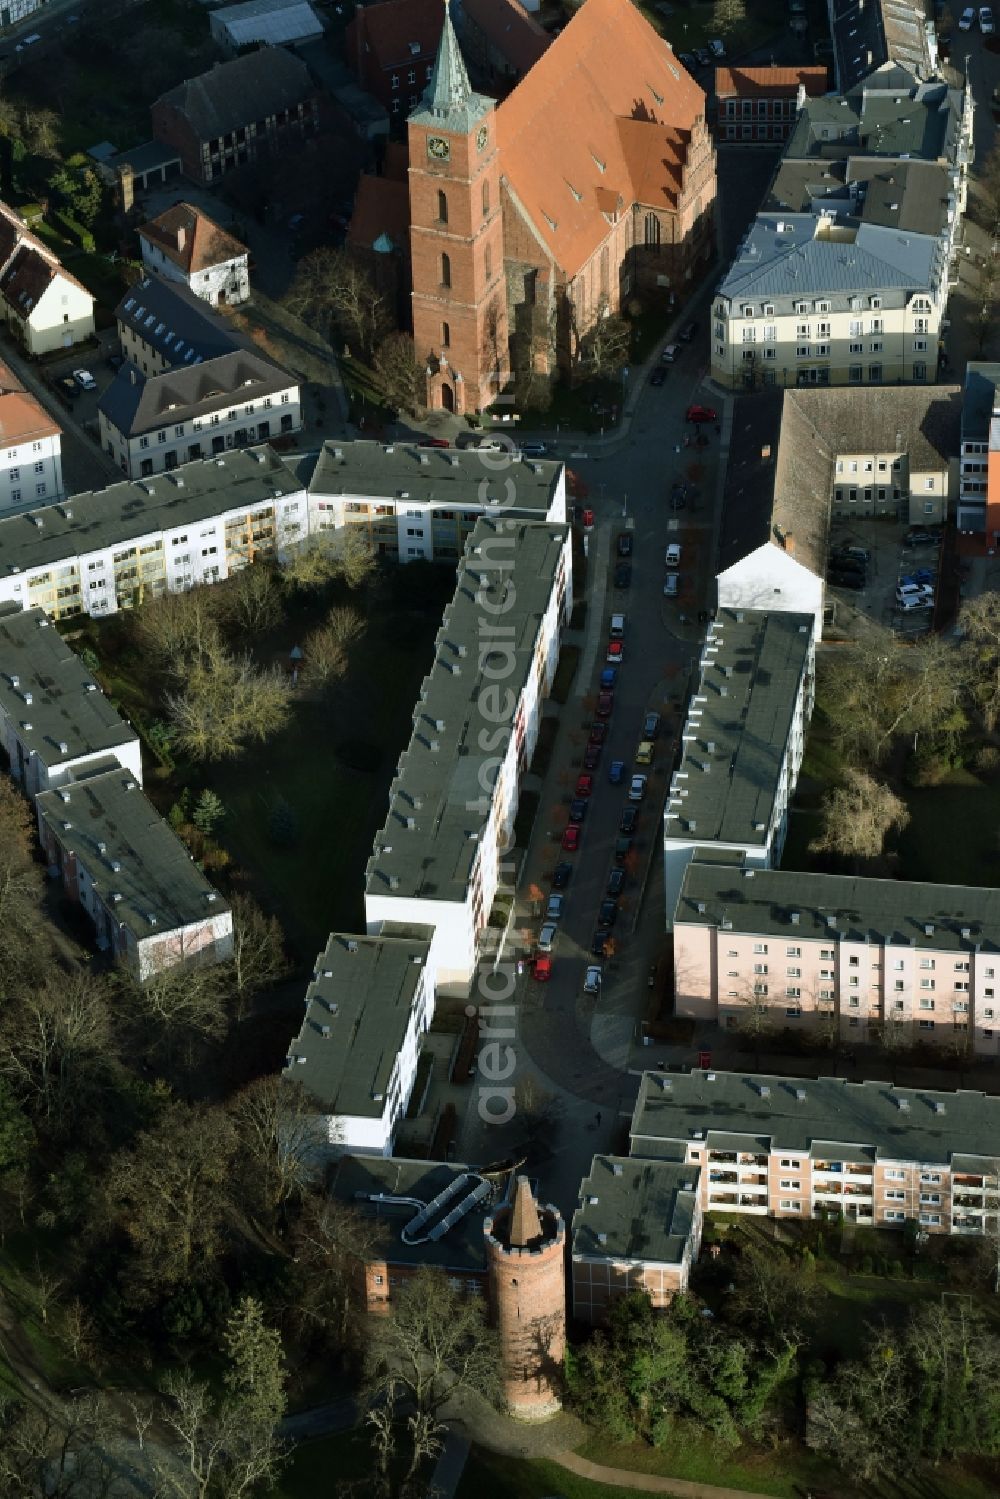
[138,203,247,277]
[347,174,410,254]
[495,0,706,278]
[154,48,316,140]
[458,0,549,74]
[0,247,60,318]
[347,0,444,70]
[0,357,59,446]
[718,213,938,300]
[714,64,829,100]
[115,275,252,367]
[98,349,295,439]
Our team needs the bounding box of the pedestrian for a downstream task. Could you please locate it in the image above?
[596,1110,602,1125]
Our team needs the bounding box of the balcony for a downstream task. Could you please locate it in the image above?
[738,1172,768,1187]
[709,1171,737,1185]
[814,1182,843,1197]
[954,1175,985,1190]
[813,1163,844,1175]
[710,1152,737,1165]
[739,1153,768,1166]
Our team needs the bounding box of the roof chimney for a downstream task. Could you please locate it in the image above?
[175,225,186,252]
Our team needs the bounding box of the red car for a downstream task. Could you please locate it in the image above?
[607,640,624,665]
[582,508,595,530]
[418,436,450,448]
[589,721,608,745]
[575,773,594,798]
[532,955,553,982]
[685,405,717,424]
[597,690,614,719]
[562,824,581,851]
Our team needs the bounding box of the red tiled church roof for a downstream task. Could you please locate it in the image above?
[495,0,707,278]
[714,65,830,100]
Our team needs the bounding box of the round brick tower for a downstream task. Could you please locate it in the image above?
[484,1175,566,1420]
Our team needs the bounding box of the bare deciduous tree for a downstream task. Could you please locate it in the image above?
[166,648,293,762]
[228,1076,322,1218]
[301,604,365,693]
[281,527,376,593]
[819,631,962,766]
[284,248,391,359]
[227,892,287,1017]
[373,331,423,414]
[810,769,910,863]
[221,563,282,637]
[132,586,223,674]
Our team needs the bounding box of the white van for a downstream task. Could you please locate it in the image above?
[665,542,681,568]
[898,594,932,612]
[609,612,626,639]
[663,574,679,598]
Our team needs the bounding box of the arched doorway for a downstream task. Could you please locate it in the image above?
[441,382,454,412]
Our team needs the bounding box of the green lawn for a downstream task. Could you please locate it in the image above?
[898,766,1000,889]
[276,1430,382,1498]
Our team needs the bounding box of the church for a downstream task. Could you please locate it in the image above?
[351,0,717,414]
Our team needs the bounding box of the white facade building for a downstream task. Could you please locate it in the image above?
[663,608,815,929]
[0,605,143,797]
[364,518,572,992]
[138,203,250,307]
[0,359,63,509]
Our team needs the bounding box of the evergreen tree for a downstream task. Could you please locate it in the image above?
[192,788,225,837]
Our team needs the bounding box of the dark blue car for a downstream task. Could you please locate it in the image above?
[609,759,625,785]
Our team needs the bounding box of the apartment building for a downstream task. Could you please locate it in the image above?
[714,66,829,144]
[662,607,814,928]
[630,1068,1000,1237]
[307,438,566,560]
[329,1155,491,1309]
[364,517,572,991]
[284,929,435,1155]
[675,857,1000,1056]
[100,353,301,480]
[36,763,233,981]
[828,0,937,93]
[0,358,63,509]
[0,605,142,797]
[113,276,249,378]
[958,362,1000,536]
[0,449,307,622]
[571,1155,703,1324]
[137,203,250,307]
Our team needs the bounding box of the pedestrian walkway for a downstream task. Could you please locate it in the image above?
[554,1450,778,1498]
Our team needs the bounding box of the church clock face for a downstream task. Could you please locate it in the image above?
[427,135,450,161]
[476,124,488,151]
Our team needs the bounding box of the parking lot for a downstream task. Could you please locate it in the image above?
[824,516,951,638]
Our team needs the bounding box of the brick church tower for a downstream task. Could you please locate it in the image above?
[407,2,508,415]
[484,1175,566,1420]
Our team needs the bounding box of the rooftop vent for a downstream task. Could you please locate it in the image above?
[320,1024,331,1037]
[696,901,706,914]
[58,740,68,754]
[111,892,122,904]
[23,691,32,705]
[389,875,400,890]
[21,721,31,731]
[147,913,157,926]
[587,1195,599,1205]
[795,1087,807,1101]
[8,673,17,688]
[124,779,136,791]
[59,790,70,804]
[347,939,359,953]
[827,914,837,929]
[924,923,934,937]
[961,926,971,939]
[596,1232,608,1245]
[706,1071,717,1082]
[611,1162,623,1176]
[85,682,97,693]
[933,1099,946,1114]
[758,1084,771,1098]
[111,860,122,873]
[790,911,800,925]
[897,1096,910,1112]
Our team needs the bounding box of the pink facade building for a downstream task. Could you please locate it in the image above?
[674,857,1000,1057]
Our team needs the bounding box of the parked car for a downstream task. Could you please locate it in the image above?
[575,772,594,798]
[569,798,588,823]
[614,835,633,866]
[835,544,870,564]
[685,404,717,424]
[562,824,580,851]
[591,929,610,958]
[644,711,661,739]
[583,743,601,770]
[519,440,548,456]
[830,558,866,578]
[665,542,681,568]
[614,562,632,588]
[628,774,647,802]
[537,922,557,954]
[899,573,936,590]
[609,759,626,785]
[959,5,975,26]
[551,862,572,889]
[826,569,865,591]
[663,574,679,598]
[896,582,934,602]
[619,805,638,834]
[905,529,940,547]
[599,898,619,927]
[693,45,712,65]
[589,722,608,745]
[898,593,933,612]
[600,667,618,689]
[607,640,624,664]
[679,320,698,343]
[418,436,450,448]
[532,955,553,982]
[635,739,655,766]
[53,375,79,401]
[649,367,667,387]
[597,690,614,718]
[708,36,726,56]
[617,531,633,557]
[677,50,697,70]
[607,867,626,897]
[981,3,994,27]
[546,893,564,921]
[583,965,603,995]
[610,612,626,638]
[582,508,595,530]
[73,368,97,391]
[660,342,681,363]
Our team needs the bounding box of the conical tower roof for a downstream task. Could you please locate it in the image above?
[508,1175,543,1248]
[409,0,491,133]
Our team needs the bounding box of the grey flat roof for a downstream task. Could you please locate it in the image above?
[36,763,227,938]
[631,1068,1000,1169]
[0,447,301,578]
[718,213,938,301]
[99,349,294,439]
[109,140,183,174]
[365,518,569,902]
[666,608,813,849]
[787,77,959,161]
[310,438,562,511]
[115,275,251,368]
[331,1155,490,1272]
[572,1154,699,1266]
[766,155,953,238]
[678,857,1000,955]
[963,362,1000,442]
[0,606,137,765]
[284,930,433,1117]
